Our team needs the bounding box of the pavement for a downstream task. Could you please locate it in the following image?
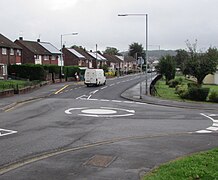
[0,78,218,112]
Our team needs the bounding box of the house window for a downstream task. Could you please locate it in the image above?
[16,50,21,56]
[44,55,49,60]
[51,55,56,60]
[10,49,14,55]
[2,48,7,55]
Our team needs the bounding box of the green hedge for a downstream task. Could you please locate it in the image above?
[8,64,46,81]
[63,66,80,78]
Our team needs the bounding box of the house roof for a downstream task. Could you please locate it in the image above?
[103,54,123,63]
[73,47,94,60]
[39,42,61,55]
[0,34,22,49]
[15,39,51,55]
[88,52,107,61]
[67,48,86,58]
[124,56,137,62]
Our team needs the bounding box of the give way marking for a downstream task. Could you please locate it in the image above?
[0,128,17,137]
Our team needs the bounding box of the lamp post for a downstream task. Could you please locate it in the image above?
[118,13,149,96]
[60,32,78,77]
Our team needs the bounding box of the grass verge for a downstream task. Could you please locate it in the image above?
[155,78,218,102]
[0,80,39,91]
[143,148,218,180]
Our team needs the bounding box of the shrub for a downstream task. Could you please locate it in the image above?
[209,91,218,102]
[175,85,188,99]
[186,87,210,101]
[168,78,183,88]
[8,64,46,81]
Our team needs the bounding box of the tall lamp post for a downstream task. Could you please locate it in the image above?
[118,13,149,96]
[60,32,78,77]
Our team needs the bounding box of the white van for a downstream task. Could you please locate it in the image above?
[84,69,106,87]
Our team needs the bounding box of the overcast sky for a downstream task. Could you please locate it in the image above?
[1,0,218,52]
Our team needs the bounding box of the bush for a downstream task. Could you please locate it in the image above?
[175,85,188,99]
[8,64,46,81]
[186,87,210,101]
[168,78,183,88]
[209,91,218,102]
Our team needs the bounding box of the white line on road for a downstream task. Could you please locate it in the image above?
[0,128,17,137]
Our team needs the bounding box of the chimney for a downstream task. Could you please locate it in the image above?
[37,39,40,42]
[19,37,23,40]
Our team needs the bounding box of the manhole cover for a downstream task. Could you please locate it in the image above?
[84,155,116,168]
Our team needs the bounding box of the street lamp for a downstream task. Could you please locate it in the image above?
[118,13,149,96]
[60,32,78,77]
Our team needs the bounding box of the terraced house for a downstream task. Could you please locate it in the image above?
[0,34,22,79]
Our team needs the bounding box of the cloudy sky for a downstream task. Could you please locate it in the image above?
[1,0,218,52]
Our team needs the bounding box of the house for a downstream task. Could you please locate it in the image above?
[62,47,90,67]
[115,55,137,74]
[102,54,123,74]
[0,34,22,79]
[15,38,61,66]
[38,41,61,66]
[87,51,107,69]
[123,56,138,73]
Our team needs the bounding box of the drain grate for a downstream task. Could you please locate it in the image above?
[84,155,116,168]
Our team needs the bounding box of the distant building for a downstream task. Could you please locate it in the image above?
[0,34,22,79]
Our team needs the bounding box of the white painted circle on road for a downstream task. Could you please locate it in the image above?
[82,109,117,115]
[65,107,135,117]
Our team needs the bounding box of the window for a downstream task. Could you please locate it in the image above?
[44,55,49,60]
[51,55,56,60]
[16,50,21,56]
[2,48,7,55]
[10,49,14,55]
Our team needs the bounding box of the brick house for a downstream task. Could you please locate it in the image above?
[103,54,123,74]
[0,34,22,79]
[72,47,95,68]
[87,51,107,69]
[62,47,89,67]
[15,38,61,66]
[39,41,61,66]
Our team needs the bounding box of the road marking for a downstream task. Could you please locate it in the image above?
[54,85,69,94]
[100,99,110,102]
[101,86,108,90]
[197,113,218,133]
[0,128,17,137]
[111,100,122,103]
[65,107,135,117]
[196,130,212,133]
[207,127,218,131]
[90,90,99,94]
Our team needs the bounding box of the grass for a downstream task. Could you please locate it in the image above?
[143,148,218,180]
[0,80,32,91]
[155,80,182,101]
[155,77,218,102]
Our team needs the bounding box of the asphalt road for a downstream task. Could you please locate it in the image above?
[0,74,217,180]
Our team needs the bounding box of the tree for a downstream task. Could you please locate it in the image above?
[183,40,218,86]
[103,47,120,55]
[128,42,144,58]
[175,49,189,72]
[156,55,176,84]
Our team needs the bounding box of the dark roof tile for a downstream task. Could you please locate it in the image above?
[0,34,22,49]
